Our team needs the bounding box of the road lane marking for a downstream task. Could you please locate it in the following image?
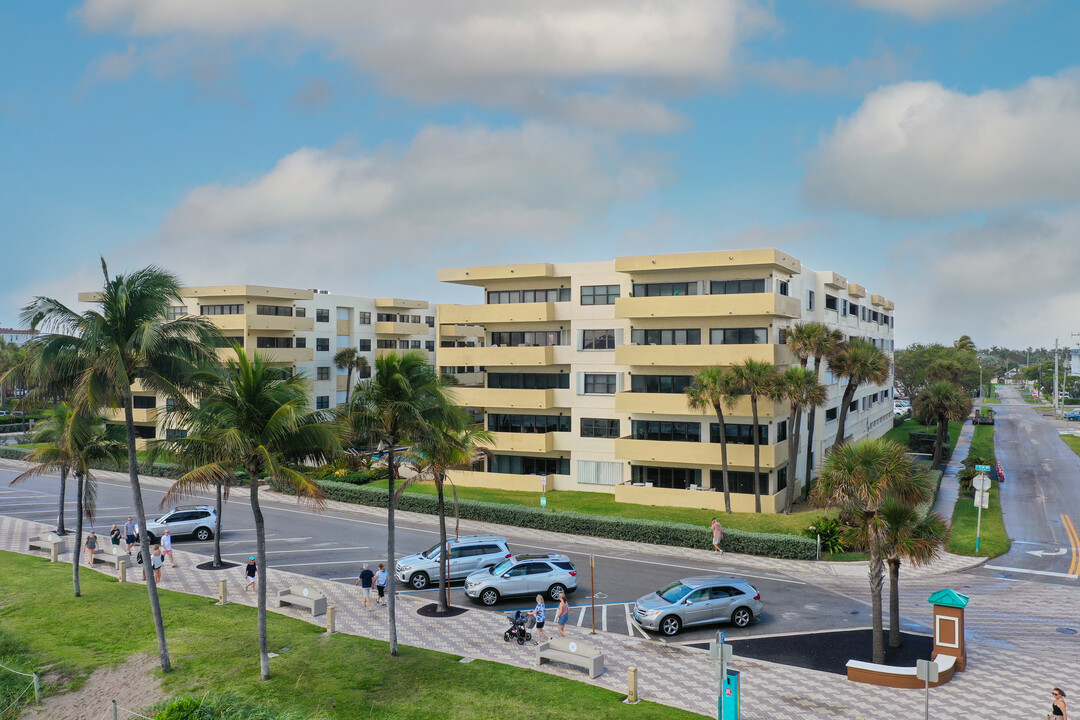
[576,607,586,627]
[623,602,635,637]
[272,559,383,568]
[601,604,608,632]
[221,546,369,557]
[1062,514,1080,576]
[983,565,1079,579]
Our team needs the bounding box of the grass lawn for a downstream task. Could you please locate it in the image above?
[884,420,962,459]
[371,480,823,535]
[947,424,1009,558]
[967,423,996,463]
[982,398,1001,405]
[1060,434,1080,461]
[0,551,700,720]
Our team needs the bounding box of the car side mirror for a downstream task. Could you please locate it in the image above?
[502,573,511,578]
[684,599,693,605]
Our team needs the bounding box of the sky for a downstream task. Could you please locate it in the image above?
[1,0,1078,349]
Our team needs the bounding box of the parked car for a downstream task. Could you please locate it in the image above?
[464,553,577,606]
[144,505,217,542]
[632,576,763,636]
[1065,409,1080,421]
[396,534,511,590]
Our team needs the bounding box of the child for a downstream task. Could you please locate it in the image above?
[245,557,257,591]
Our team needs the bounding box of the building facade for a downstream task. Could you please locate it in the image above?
[77,285,436,444]
[436,249,895,513]
[0,328,39,346]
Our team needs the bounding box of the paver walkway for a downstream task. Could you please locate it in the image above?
[931,420,975,524]
[4,513,1077,720]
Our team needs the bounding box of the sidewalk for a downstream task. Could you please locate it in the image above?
[931,420,975,525]
[2,513,1074,720]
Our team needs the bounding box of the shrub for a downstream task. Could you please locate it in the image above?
[803,515,848,555]
[0,447,32,461]
[154,693,306,720]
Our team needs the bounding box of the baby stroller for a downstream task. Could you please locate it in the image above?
[503,609,536,645]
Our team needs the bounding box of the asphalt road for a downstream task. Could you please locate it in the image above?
[0,462,887,643]
[970,386,1080,585]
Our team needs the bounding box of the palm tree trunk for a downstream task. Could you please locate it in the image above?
[751,396,762,513]
[124,392,171,672]
[73,470,83,597]
[386,444,399,656]
[436,477,449,613]
[249,474,270,680]
[834,380,858,447]
[57,466,68,535]
[804,357,821,496]
[785,408,800,514]
[213,480,223,567]
[888,557,901,648]
[345,368,353,406]
[869,540,885,664]
[714,404,731,514]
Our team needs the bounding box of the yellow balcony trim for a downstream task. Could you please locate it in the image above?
[183,285,314,300]
[823,272,847,289]
[451,387,556,410]
[484,432,555,453]
[615,438,783,468]
[848,283,867,299]
[255,348,314,364]
[244,315,313,332]
[439,324,484,338]
[615,392,786,418]
[446,470,554,492]
[615,484,785,513]
[438,302,555,325]
[438,263,557,286]
[615,344,791,368]
[615,249,800,275]
[375,321,431,335]
[374,298,428,310]
[614,293,800,320]
[870,294,885,307]
[438,345,555,367]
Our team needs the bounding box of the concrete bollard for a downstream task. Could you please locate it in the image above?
[326,606,336,634]
[627,667,638,704]
[50,544,59,563]
[218,578,228,605]
[118,560,128,583]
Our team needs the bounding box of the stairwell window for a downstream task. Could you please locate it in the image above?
[584,373,617,394]
[777,281,789,296]
[581,285,620,305]
[581,329,615,350]
[808,290,815,311]
[580,418,620,438]
[825,407,838,422]
[825,295,838,311]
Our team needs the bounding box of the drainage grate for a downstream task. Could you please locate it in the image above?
[1056,628,1077,635]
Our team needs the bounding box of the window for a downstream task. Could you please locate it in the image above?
[841,299,848,316]
[357,339,371,352]
[410,340,421,349]
[709,470,768,495]
[315,396,330,410]
[710,328,768,345]
[584,373,617,394]
[778,328,789,344]
[850,400,859,413]
[630,375,693,394]
[489,455,570,475]
[165,398,175,411]
[256,337,293,349]
[580,418,620,438]
[710,279,766,295]
[167,306,188,321]
[377,339,395,349]
[777,420,788,443]
[425,316,435,327]
[200,304,243,315]
[489,331,562,347]
[488,373,569,390]
[631,282,697,297]
[411,315,421,324]
[425,341,435,352]
[316,338,330,352]
[316,309,330,323]
[488,414,570,433]
[632,466,701,489]
[709,423,768,445]
[633,420,700,442]
[577,460,622,485]
[777,281,789,296]
[399,314,410,322]
[849,303,860,320]
[825,407,838,422]
[295,307,307,318]
[256,305,293,316]
[398,340,410,349]
[630,329,701,346]
[336,308,350,321]
[358,312,370,324]
[377,313,396,322]
[582,329,615,350]
[776,466,787,492]
[317,367,330,381]
[295,337,307,348]
[808,290,815,311]
[486,288,571,304]
[872,310,880,323]
[825,295,838,311]
[210,335,244,348]
[165,429,187,440]
[132,395,156,409]
[581,285,620,305]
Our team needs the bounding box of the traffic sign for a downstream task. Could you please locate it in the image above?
[972,473,991,491]
[975,464,992,472]
[540,496,547,507]
[916,659,939,683]
[973,490,990,509]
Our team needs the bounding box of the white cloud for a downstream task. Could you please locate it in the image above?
[846,0,1004,21]
[747,48,913,94]
[805,69,1080,218]
[75,0,773,132]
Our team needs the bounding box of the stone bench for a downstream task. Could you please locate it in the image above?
[28,533,65,561]
[846,654,956,689]
[277,586,327,617]
[95,544,129,568]
[536,637,604,679]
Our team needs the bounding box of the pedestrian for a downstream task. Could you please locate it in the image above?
[84,531,98,565]
[133,542,145,580]
[161,530,176,568]
[1051,688,1067,719]
[151,545,164,583]
[711,517,724,554]
[556,592,570,637]
[529,594,547,645]
[109,524,121,547]
[355,564,375,609]
[244,557,257,591]
[374,564,388,606]
[123,516,137,555]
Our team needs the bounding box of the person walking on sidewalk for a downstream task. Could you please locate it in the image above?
[355,564,375,609]
[150,545,164,583]
[711,518,724,554]
[374,564,388,606]
[109,524,121,548]
[84,531,98,565]
[556,592,570,637]
[529,595,548,645]
[161,530,176,568]
[1051,688,1067,719]
[123,517,137,555]
[244,557,257,591]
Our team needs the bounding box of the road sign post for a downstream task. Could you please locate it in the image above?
[710,630,736,720]
[916,659,939,720]
[972,473,991,552]
[589,554,596,635]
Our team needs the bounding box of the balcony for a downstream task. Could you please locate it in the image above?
[446,469,553,492]
[870,294,885,307]
[255,347,314,364]
[615,344,791,368]
[615,438,784,468]
[375,298,428,310]
[485,432,555,453]
[848,283,867,299]
[444,371,485,386]
[439,345,555,367]
[451,387,557,410]
[245,315,313,332]
[615,249,800,275]
[615,483,785,514]
[375,321,431,335]
[823,271,847,290]
[438,302,556,325]
[438,263,557,286]
[883,299,895,311]
[615,293,800,320]
[103,407,157,425]
[615,392,786,418]
[439,324,484,339]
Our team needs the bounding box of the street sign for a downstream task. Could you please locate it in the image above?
[540,496,547,507]
[973,490,990,509]
[972,473,991,491]
[916,659,939,683]
[975,464,992,472]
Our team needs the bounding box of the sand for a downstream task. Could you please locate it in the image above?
[20,654,163,720]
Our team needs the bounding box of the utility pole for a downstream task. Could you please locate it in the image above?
[1054,338,1060,416]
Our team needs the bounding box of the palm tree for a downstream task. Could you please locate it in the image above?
[731,359,778,513]
[20,259,222,672]
[685,367,742,513]
[20,404,73,535]
[812,438,929,664]
[953,335,976,354]
[159,349,341,680]
[401,416,492,612]
[788,324,843,493]
[334,347,370,406]
[913,380,973,466]
[772,367,826,514]
[829,339,890,447]
[881,499,947,648]
[12,409,125,596]
[344,350,457,655]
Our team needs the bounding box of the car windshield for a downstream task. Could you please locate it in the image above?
[657,581,693,603]
[421,543,442,560]
[490,559,514,575]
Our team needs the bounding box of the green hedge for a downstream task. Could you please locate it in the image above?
[269,479,818,560]
[0,445,186,479]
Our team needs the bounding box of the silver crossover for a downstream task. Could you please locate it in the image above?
[632,576,762,636]
[144,505,217,543]
[464,553,578,606]
[396,534,511,590]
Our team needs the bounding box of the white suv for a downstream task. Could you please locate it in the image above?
[464,553,578,606]
[144,505,217,543]
[396,535,511,590]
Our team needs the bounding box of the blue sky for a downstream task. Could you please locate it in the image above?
[2,0,1078,348]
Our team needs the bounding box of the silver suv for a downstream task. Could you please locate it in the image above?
[633,575,762,636]
[396,534,511,590]
[464,553,577,606]
[144,505,217,543]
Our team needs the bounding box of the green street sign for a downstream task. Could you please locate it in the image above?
[975,465,992,472]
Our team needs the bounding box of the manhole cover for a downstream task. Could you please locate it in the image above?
[1056,628,1077,635]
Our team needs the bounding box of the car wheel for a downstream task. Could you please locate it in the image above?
[144,533,157,544]
[548,583,567,601]
[480,588,500,606]
[410,572,430,590]
[193,527,212,542]
[660,615,682,636]
[731,607,753,628]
